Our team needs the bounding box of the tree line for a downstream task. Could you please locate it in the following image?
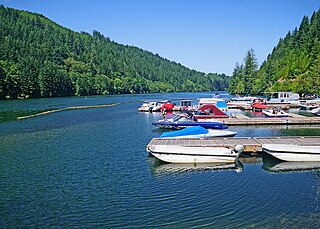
[0,5,230,99]
[229,8,320,95]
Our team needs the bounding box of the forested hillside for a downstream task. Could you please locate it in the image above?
[0,6,229,99]
[229,9,320,95]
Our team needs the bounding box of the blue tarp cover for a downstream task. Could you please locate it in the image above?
[160,126,208,138]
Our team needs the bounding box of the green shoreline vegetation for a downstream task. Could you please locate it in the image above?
[1,6,320,100]
[0,5,229,99]
[229,9,320,95]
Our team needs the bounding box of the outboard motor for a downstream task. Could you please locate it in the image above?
[233,145,244,157]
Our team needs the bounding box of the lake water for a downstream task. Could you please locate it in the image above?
[1,92,320,228]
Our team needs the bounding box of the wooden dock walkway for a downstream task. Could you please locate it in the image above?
[147,136,320,153]
[223,114,320,126]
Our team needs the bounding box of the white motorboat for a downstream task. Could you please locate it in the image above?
[299,103,318,110]
[138,100,172,112]
[310,107,320,115]
[308,97,320,105]
[138,101,158,112]
[147,145,244,163]
[262,109,291,117]
[262,144,320,161]
[265,92,300,104]
[159,126,237,139]
[227,95,257,109]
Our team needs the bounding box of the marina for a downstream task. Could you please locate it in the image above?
[2,0,320,226]
[224,113,320,125]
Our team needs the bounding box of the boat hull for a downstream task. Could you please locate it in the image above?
[147,145,239,163]
[263,144,320,162]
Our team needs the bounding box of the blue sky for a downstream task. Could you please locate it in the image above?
[1,0,320,75]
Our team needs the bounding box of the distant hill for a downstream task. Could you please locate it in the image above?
[0,5,229,99]
[229,9,320,95]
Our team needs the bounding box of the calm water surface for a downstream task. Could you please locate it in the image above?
[1,92,320,228]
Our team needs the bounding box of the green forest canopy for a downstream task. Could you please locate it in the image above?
[0,5,230,99]
[229,8,320,96]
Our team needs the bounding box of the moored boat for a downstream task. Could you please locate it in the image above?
[138,101,158,112]
[152,100,172,112]
[299,103,318,110]
[262,144,320,161]
[310,107,320,115]
[251,100,268,111]
[227,95,257,109]
[308,97,320,105]
[147,145,244,163]
[152,114,227,129]
[262,109,290,117]
[265,92,300,108]
[159,126,237,139]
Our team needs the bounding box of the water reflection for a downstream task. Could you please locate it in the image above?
[262,154,320,173]
[148,156,243,175]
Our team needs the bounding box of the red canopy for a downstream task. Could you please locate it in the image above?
[197,104,229,118]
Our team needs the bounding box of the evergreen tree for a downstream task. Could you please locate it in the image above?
[228,49,258,95]
[243,49,258,93]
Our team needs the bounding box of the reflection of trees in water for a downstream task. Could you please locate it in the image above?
[279,126,320,136]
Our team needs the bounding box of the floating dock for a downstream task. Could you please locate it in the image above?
[222,114,320,126]
[147,136,320,154]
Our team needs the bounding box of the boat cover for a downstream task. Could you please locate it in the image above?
[198,104,229,118]
[160,126,208,138]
